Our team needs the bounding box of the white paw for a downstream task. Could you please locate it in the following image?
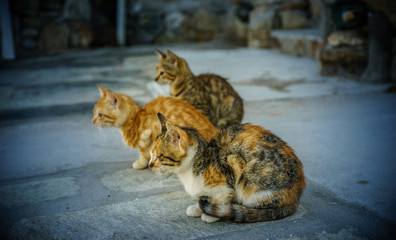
[201,213,220,223]
[133,159,148,169]
[186,204,202,217]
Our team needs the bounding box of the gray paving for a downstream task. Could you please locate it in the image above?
[0,43,395,239]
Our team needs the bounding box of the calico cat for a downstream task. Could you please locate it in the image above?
[149,113,305,223]
[92,85,216,169]
[155,50,244,129]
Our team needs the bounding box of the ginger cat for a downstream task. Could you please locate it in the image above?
[149,113,305,223]
[92,85,216,169]
[155,50,244,129]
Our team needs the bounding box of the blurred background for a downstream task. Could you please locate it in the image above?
[1,0,395,83]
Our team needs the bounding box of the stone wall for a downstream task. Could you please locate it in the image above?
[11,0,66,54]
[10,0,116,57]
[9,0,318,55]
[125,0,230,44]
[362,0,396,83]
[225,0,312,48]
[317,0,396,82]
[8,0,396,81]
[9,0,230,56]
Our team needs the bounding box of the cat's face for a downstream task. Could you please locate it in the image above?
[154,50,182,85]
[92,85,128,129]
[149,113,192,175]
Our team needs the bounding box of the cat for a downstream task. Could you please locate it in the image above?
[154,50,244,129]
[149,113,305,223]
[92,85,216,169]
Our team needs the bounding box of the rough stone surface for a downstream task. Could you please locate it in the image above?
[319,44,368,79]
[185,8,219,41]
[0,177,79,207]
[101,169,181,192]
[271,29,324,58]
[248,5,275,48]
[162,12,187,42]
[10,191,302,239]
[279,9,309,29]
[327,31,366,48]
[309,0,323,28]
[225,7,249,45]
[38,21,70,53]
[125,0,230,44]
[362,0,396,29]
[360,12,393,83]
[320,45,367,63]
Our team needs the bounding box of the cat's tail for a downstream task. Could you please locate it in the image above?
[199,196,298,223]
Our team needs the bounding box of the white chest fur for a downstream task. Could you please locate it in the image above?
[177,170,204,198]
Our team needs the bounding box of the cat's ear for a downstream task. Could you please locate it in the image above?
[106,90,118,107]
[166,50,178,67]
[97,84,107,97]
[155,49,166,59]
[167,123,182,146]
[157,112,168,132]
[157,112,185,149]
[166,120,187,153]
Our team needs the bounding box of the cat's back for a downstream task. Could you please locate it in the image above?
[196,74,239,96]
[215,122,305,189]
[185,74,243,129]
[145,96,216,141]
[216,123,300,164]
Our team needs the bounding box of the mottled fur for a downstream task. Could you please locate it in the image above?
[149,113,305,223]
[92,85,216,169]
[155,50,244,129]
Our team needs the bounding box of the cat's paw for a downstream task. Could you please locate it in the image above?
[186,204,202,217]
[201,213,220,223]
[133,159,148,169]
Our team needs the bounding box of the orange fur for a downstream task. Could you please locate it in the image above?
[233,125,267,149]
[227,155,245,181]
[280,145,297,159]
[92,85,216,169]
[204,165,227,187]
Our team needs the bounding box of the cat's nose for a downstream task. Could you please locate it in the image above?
[91,118,96,124]
[148,161,154,169]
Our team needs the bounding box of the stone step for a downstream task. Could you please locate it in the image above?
[271,28,324,59]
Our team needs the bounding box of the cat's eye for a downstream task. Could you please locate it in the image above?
[98,113,103,117]
[159,71,164,76]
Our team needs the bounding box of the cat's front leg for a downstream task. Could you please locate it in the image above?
[186,203,219,222]
[198,196,221,223]
[133,154,149,169]
[133,129,153,170]
[201,213,220,223]
[186,203,202,217]
[197,186,234,223]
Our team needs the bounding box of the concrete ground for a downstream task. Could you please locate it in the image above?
[1,42,395,239]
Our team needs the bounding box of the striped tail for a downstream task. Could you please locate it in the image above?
[199,196,299,223]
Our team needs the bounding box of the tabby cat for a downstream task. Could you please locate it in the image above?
[92,85,216,169]
[155,50,244,129]
[149,113,305,223]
